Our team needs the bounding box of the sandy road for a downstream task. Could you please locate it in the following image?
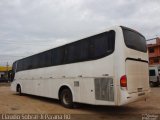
[0,84,160,120]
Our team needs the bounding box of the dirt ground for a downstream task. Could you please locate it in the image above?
[0,83,160,120]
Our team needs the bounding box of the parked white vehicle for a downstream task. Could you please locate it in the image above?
[149,66,160,87]
[11,26,150,108]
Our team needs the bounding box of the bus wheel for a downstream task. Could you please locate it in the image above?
[60,88,73,108]
[17,85,22,95]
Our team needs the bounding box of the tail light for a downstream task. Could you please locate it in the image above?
[120,75,127,87]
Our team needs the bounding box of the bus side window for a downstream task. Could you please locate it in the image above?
[52,47,65,65]
[65,40,89,63]
[88,31,115,59]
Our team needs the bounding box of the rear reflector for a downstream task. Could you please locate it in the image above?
[120,75,127,87]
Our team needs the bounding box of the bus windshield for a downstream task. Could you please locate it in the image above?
[149,70,156,76]
[122,27,147,53]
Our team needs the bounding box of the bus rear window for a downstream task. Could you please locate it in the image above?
[122,27,147,52]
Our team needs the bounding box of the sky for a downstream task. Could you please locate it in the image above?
[0,0,160,66]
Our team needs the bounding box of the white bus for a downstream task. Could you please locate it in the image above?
[11,26,150,108]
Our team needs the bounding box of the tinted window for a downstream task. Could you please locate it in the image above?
[11,62,17,81]
[38,50,52,68]
[149,70,156,76]
[65,30,115,63]
[26,57,32,69]
[52,47,64,65]
[65,43,78,63]
[65,40,89,63]
[15,30,115,72]
[122,27,147,52]
[17,60,22,71]
[12,62,17,72]
[88,31,115,59]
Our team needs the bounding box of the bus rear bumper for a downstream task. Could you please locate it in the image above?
[118,89,151,106]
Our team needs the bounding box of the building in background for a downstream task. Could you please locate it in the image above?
[147,37,160,65]
[0,66,12,82]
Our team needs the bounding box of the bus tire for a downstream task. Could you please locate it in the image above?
[17,85,22,95]
[60,88,73,108]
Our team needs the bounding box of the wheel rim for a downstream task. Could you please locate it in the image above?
[62,91,72,105]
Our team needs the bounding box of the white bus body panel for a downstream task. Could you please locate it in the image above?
[126,60,149,93]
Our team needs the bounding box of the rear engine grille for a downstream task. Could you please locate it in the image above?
[94,78,114,101]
